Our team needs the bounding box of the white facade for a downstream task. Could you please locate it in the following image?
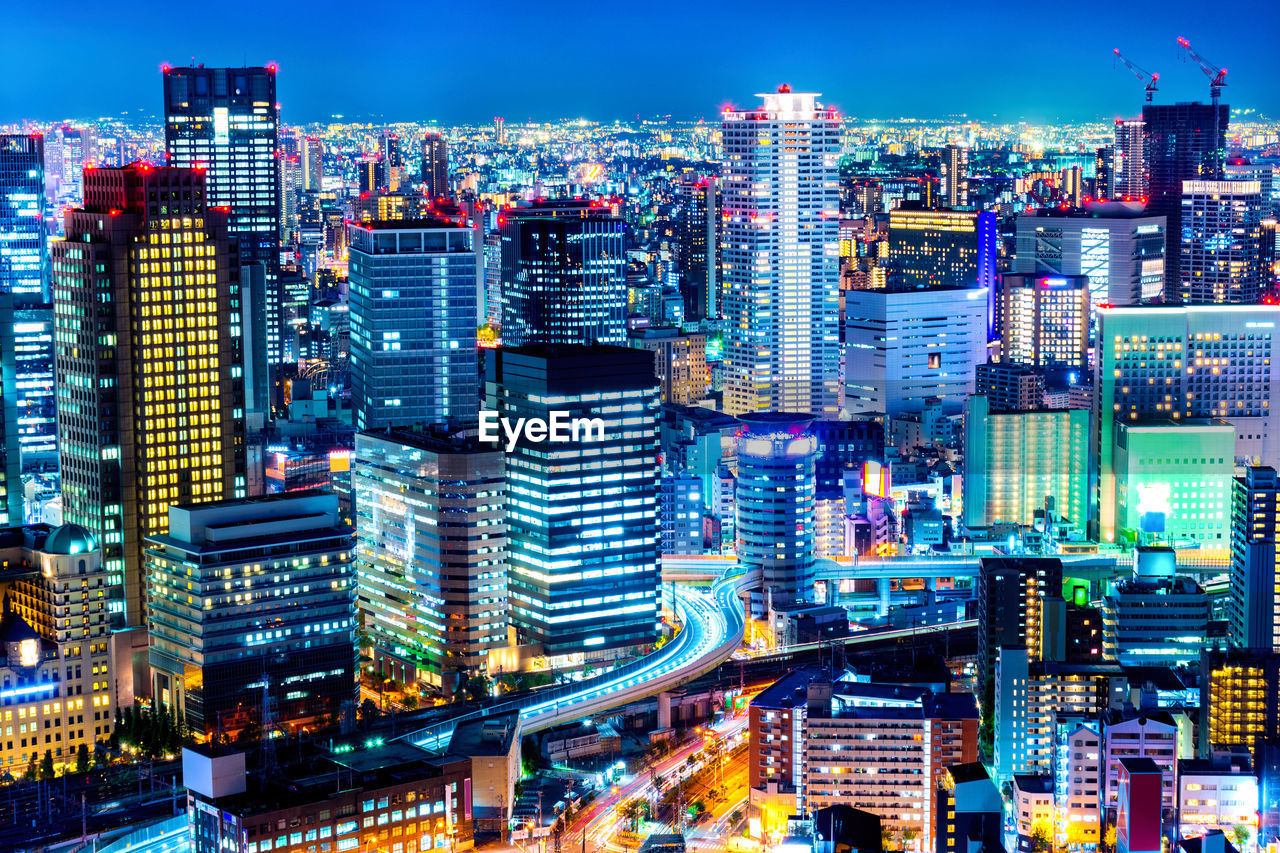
[721,89,841,417]
[1014,208,1166,306]
[1177,759,1258,841]
[1102,715,1178,810]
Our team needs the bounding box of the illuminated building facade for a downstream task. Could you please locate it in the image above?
[1178,180,1266,304]
[0,297,19,525]
[1102,573,1209,668]
[354,427,507,693]
[301,135,323,192]
[975,362,1045,413]
[962,395,1090,529]
[628,327,707,405]
[735,413,817,607]
[1177,754,1258,841]
[1103,714,1178,812]
[1013,204,1166,306]
[1200,650,1280,754]
[1231,466,1280,651]
[940,144,969,208]
[721,88,840,417]
[1093,305,1280,543]
[348,219,481,432]
[0,134,49,305]
[146,492,356,737]
[844,285,988,416]
[886,208,996,291]
[53,164,246,627]
[1055,723,1103,845]
[675,176,720,320]
[1113,119,1145,199]
[163,65,282,361]
[421,134,449,200]
[0,523,113,775]
[998,273,1090,372]
[499,200,627,348]
[486,345,659,667]
[978,556,1062,689]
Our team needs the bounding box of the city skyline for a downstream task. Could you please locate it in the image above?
[2,0,1278,124]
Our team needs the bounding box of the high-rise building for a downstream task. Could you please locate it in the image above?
[1200,649,1280,754]
[962,395,1090,530]
[1178,180,1266,304]
[1093,305,1280,542]
[163,66,282,361]
[1113,119,1146,200]
[1013,203,1166,306]
[1143,101,1229,271]
[940,144,969,208]
[499,199,627,348]
[0,523,113,775]
[53,164,246,626]
[675,176,720,320]
[0,134,49,305]
[628,327,707,405]
[1102,557,1209,668]
[381,132,402,191]
[978,556,1063,689]
[721,88,840,417]
[354,427,507,693]
[886,207,997,291]
[975,362,1046,412]
[486,345,660,668]
[0,296,20,526]
[146,492,356,737]
[735,413,818,607]
[357,157,385,195]
[12,305,56,473]
[1096,146,1115,199]
[494,116,505,145]
[1230,466,1280,651]
[300,135,323,192]
[348,218,481,432]
[998,273,1090,372]
[421,133,449,200]
[844,285,988,416]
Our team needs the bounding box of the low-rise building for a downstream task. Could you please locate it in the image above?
[1011,775,1054,853]
[1178,752,1258,842]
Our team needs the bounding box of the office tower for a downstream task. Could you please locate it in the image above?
[13,305,56,473]
[421,133,449,199]
[999,273,1090,372]
[354,427,507,693]
[1117,757,1164,853]
[886,208,997,291]
[844,285,988,416]
[978,556,1063,689]
[53,164,246,627]
[357,156,385,195]
[940,144,969,208]
[163,66,282,366]
[1014,203,1166,306]
[1094,305,1280,542]
[721,87,840,417]
[628,327,707,405]
[381,131,402,191]
[1112,419,1235,545]
[183,745,473,853]
[1102,552,1209,667]
[936,764,1003,853]
[348,218,481,431]
[735,413,818,607]
[1225,158,1276,215]
[675,176,720,320]
[301,135,323,191]
[975,362,1046,412]
[962,395,1090,530]
[0,523,113,774]
[499,199,627,347]
[1201,650,1280,753]
[278,153,298,242]
[1114,119,1146,200]
[1,135,49,305]
[1096,146,1114,198]
[146,492,356,736]
[494,116,505,144]
[48,126,95,208]
[1178,180,1266,304]
[1231,466,1280,650]
[0,297,18,525]
[486,346,660,668]
[1143,101,1229,265]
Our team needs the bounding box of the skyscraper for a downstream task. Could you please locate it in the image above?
[381,131,402,191]
[348,218,481,431]
[941,144,969,208]
[163,65,282,360]
[1113,119,1146,200]
[886,207,998,291]
[421,133,449,200]
[1178,180,1266,304]
[675,176,720,320]
[300,135,323,192]
[53,164,246,626]
[721,87,840,417]
[0,296,21,525]
[1231,466,1280,651]
[486,345,660,668]
[355,426,507,693]
[998,273,1090,372]
[0,134,49,305]
[499,199,627,347]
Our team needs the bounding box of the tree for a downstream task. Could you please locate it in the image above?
[1029,818,1053,853]
[76,743,91,774]
[22,754,37,781]
[39,750,55,781]
[901,827,920,852]
[1103,825,1117,853]
[1230,824,1253,849]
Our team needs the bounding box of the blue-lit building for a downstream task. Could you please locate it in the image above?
[0,296,21,527]
[735,413,818,609]
[0,135,48,305]
[145,492,357,738]
[348,218,481,431]
[13,306,55,473]
[487,345,660,668]
[499,200,627,347]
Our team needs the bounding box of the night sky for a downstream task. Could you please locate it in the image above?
[4,0,1277,124]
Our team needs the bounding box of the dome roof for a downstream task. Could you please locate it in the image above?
[44,524,98,556]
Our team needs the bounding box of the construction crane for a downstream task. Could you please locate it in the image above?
[1113,49,1159,103]
[1176,37,1228,173]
